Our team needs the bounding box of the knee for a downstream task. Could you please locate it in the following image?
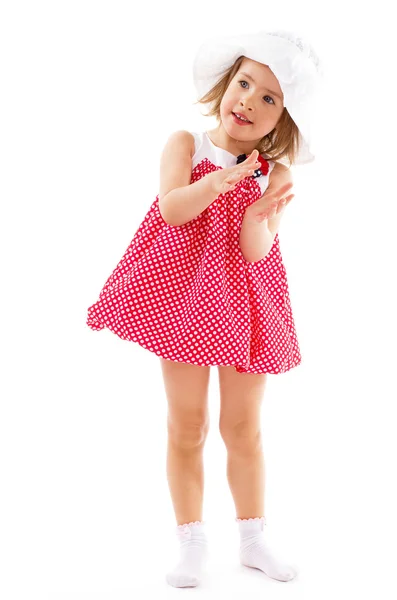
[220,420,262,454]
[168,417,209,449]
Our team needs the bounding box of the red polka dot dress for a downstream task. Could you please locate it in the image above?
[86,131,302,374]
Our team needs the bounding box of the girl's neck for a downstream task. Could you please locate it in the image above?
[207,124,261,157]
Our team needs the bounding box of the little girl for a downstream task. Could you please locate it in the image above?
[86,29,322,588]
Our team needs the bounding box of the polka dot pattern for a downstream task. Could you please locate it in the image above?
[86,131,301,374]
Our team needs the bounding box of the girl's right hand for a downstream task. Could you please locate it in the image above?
[208,149,261,195]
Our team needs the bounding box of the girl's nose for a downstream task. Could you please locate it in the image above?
[240,101,253,114]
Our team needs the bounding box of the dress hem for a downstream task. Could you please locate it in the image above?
[87,318,301,375]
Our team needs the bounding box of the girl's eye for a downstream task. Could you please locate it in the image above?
[238,81,275,105]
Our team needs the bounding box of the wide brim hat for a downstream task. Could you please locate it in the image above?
[193,30,324,165]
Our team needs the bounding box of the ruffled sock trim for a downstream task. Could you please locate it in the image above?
[236,516,267,535]
[176,520,205,530]
[235,516,266,524]
[175,520,206,540]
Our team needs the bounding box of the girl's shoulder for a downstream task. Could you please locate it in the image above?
[163,130,196,158]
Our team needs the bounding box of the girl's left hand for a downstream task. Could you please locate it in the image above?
[245,181,295,224]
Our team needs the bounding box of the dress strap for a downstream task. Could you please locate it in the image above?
[190,131,202,155]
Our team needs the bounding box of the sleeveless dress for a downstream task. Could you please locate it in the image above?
[86,131,302,374]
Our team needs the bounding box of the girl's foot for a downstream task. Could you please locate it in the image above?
[166,520,208,588]
[237,517,298,582]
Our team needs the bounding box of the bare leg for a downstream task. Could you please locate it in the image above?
[160,358,211,588]
[217,365,266,518]
[217,365,297,582]
[226,441,265,519]
[160,358,210,525]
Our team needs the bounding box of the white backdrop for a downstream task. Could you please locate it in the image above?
[1,1,397,598]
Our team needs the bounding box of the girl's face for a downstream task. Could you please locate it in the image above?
[220,57,285,143]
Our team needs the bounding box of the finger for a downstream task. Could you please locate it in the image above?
[228,169,253,182]
[277,182,294,194]
[226,174,250,187]
[247,155,260,167]
[233,161,261,173]
[265,185,293,202]
[237,168,256,178]
[279,194,294,207]
[238,151,260,166]
[277,194,294,211]
[266,200,283,218]
[226,173,242,183]
[276,200,286,213]
[240,149,259,161]
[269,181,294,194]
[227,162,259,185]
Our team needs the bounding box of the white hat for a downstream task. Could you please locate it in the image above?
[193,30,324,165]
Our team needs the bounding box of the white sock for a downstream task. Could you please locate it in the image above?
[166,520,208,588]
[236,517,298,582]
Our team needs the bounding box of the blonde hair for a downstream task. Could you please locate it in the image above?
[194,55,301,167]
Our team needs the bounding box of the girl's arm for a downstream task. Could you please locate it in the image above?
[158,130,220,227]
[239,163,294,263]
[239,217,274,263]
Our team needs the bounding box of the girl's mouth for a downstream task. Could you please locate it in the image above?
[232,112,252,125]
